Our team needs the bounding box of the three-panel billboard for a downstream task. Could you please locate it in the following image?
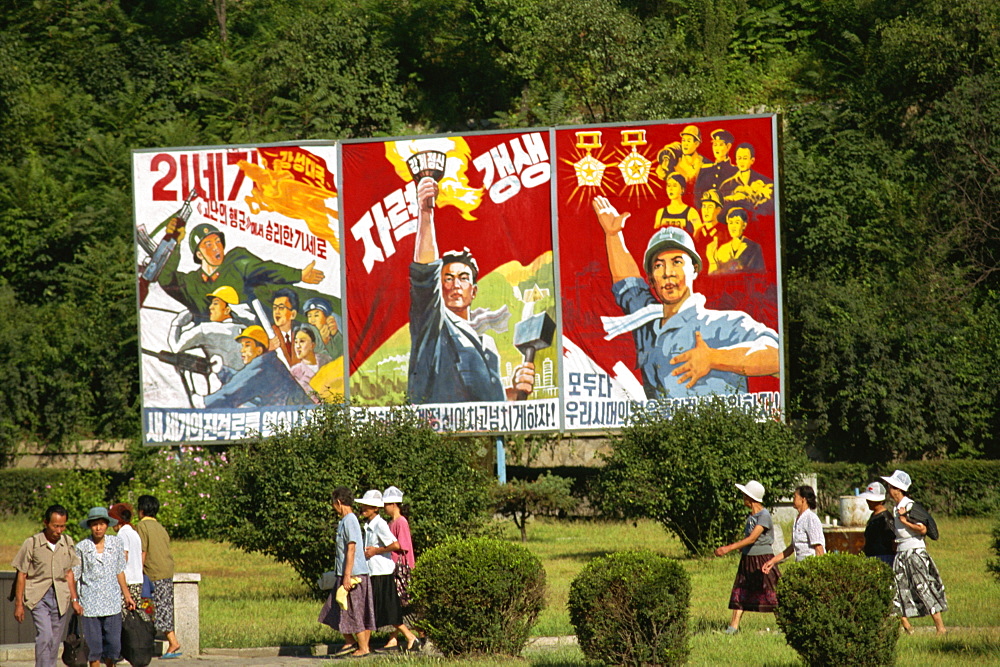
[133,115,782,444]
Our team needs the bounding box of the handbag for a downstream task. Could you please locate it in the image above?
[62,615,89,667]
[394,555,413,606]
[121,608,156,667]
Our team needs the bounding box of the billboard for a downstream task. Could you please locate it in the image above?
[342,132,560,433]
[132,115,781,443]
[133,143,342,443]
[556,116,782,430]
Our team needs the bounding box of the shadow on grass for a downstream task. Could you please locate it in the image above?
[925,636,1000,658]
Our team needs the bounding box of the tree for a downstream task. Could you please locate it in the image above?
[493,473,577,542]
[595,398,806,556]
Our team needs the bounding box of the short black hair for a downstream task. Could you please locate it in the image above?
[331,486,354,506]
[736,142,756,158]
[727,207,750,224]
[118,506,133,524]
[273,287,299,313]
[44,504,68,523]
[137,495,160,518]
[795,485,818,510]
[440,248,479,284]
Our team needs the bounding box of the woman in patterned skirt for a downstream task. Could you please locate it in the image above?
[714,480,778,635]
[882,470,948,635]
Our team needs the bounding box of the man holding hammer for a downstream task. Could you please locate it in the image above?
[408,177,536,404]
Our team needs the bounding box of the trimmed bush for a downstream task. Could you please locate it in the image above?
[569,550,690,666]
[0,469,75,515]
[409,536,546,657]
[776,553,898,667]
[595,398,806,555]
[989,520,1000,583]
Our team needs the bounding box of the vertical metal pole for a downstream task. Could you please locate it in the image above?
[496,435,507,484]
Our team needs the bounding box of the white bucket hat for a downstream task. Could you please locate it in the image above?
[859,481,886,502]
[382,486,404,504]
[355,489,384,507]
[880,470,911,492]
[735,480,765,503]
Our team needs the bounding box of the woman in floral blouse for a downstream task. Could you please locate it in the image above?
[74,507,136,667]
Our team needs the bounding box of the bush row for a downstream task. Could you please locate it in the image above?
[810,460,1000,517]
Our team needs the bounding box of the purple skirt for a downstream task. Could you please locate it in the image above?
[728,553,779,612]
[318,575,376,635]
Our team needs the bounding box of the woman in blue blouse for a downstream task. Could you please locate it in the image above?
[74,507,136,667]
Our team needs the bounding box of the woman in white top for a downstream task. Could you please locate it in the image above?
[763,485,825,574]
[110,503,145,609]
[882,470,947,635]
[356,490,419,652]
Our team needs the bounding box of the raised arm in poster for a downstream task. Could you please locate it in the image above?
[343,132,558,433]
[556,117,783,430]
[133,143,343,444]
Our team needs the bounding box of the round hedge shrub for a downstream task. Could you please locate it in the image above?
[409,536,546,657]
[568,550,690,666]
[776,553,898,667]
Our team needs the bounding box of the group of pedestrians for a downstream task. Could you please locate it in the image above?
[318,486,420,659]
[714,469,948,635]
[11,495,181,667]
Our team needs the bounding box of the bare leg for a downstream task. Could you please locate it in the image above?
[729,609,744,630]
[383,630,399,648]
[932,612,946,635]
[353,630,371,656]
[901,617,914,635]
[164,629,181,653]
[397,623,417,648]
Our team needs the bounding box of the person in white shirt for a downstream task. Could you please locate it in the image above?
[356,490,420,653]
[109,504,145,609]
[882,470,947,635]
[763,485,825,574]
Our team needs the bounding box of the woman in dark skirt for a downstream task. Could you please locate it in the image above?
[714,480,779,635]
[357,490,419,652]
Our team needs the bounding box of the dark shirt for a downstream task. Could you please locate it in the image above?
[205,350,309,408]
[407,260,505,404]
[863,509,896,558]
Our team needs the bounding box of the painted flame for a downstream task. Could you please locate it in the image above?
[238,160,339,251]
[385,137,483,221]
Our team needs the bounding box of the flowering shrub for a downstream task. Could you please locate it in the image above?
[31,470,111,541]
[118,445,226,539]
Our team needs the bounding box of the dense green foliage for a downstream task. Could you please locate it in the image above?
[214,405,494,589]
[409,536,546,657]
[569,550,690,666]
[2,0,1000,464]
[493,472,577,542]
[810,460,1000,518]
[990,521,1000,583]
[595,399,806,555]
[776,554,898,667]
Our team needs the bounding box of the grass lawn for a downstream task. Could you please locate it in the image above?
[3,514,998,665]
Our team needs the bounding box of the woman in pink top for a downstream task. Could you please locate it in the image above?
[381,486,420,651]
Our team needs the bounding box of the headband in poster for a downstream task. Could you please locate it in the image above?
[555,117,782,430]
[343,132,559,433]
[134,144,343,443]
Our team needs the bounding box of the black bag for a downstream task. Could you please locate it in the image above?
[908,501,939,540]
[62,615,89,667]
[121,608,156,667]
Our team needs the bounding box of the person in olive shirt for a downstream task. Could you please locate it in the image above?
[11,505,83,667]
[135,495,182,659]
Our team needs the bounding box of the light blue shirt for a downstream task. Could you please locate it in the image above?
[73,535,126,617]
[335,512,369,577]
[614,277,779,399]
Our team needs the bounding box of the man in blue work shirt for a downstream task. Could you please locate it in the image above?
[408,177,535,404]
[592,196,779,399]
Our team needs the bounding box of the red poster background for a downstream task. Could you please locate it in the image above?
[343,132,554,378]
[556,116,780,395]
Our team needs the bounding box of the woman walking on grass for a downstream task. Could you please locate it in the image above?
[381,486,422,651]
[882,470,948,635]
[714,480,778,635]
[763,485,825,574]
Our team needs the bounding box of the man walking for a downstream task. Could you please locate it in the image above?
[11,505,83,667]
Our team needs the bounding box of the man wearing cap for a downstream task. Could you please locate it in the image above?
[592,196,779,399]
[693,189,726,274]
[720,142,774,216]
[168,284,248,380]
[408,177,535,404]
[303,296,344,361]
[695,128,738,202]
[157,220,325,322]
[716,207,766,274]
[11,505,83,667]
[200,324,309,408]
[674,125,708,194]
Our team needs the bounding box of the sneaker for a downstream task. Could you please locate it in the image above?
[723,625,739,635]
